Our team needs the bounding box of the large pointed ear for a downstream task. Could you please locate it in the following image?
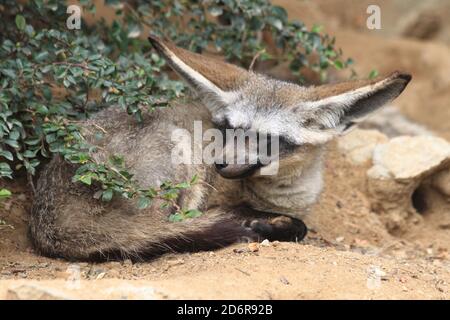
[298,72,411,133]
[148,35,249,108]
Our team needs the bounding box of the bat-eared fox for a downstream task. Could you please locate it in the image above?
[29,35,411,260]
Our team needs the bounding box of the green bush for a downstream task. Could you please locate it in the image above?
[0,0,350,218]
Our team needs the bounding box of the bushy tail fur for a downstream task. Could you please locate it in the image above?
[29,157,254,261]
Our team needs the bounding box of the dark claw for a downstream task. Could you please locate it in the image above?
[249,216,307,242]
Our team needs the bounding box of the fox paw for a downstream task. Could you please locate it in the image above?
[243,216,307,242]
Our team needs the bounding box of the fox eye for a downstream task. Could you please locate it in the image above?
[215,118,232,130]
[278,136,299,154]
[279,136,295,147]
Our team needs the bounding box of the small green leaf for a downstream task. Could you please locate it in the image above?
[137,196,151,209]
[184,209,202,219]
[79,174,92,185]
[1,69,16,78]
[15,15,26,31]
[36,105,49,114]
[333,60,344,70]
[102,189,113,201]
[9,130,20,140]
[0,150,14,161]
[4,139,19,149]
[23,149,39,158]
[42,86,52,101]
[175,182,190,189]
[35,51,49,62]
[24,138,41,146]
[0,189,12,199]
[311,24,323,33]
[268,17,283,30]
[168,213,184,222]
[369,69,379,79]
[190,174,199,184]
[0,162,13,178]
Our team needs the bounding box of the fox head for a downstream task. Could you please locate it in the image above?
[149,35,411,179]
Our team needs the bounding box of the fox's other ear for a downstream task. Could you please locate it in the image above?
[148,35,248,107]
[299,72,411,133]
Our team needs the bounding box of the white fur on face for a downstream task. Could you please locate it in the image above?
[213,97,334,145]
[162,45,336,143]
[207,74,339,145]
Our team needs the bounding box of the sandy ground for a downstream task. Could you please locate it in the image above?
[0,244,448,300]
[1,144,449,299]
[1,0,450,299]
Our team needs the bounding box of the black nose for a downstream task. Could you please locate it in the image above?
[214,161,263,179]
[215,163,228,170]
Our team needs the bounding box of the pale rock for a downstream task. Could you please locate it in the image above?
[369,136,450,179]
[367,135,450,231]
[432,169,450,197]
[6,284,70,300]
[367,164,391,179]
[337,129,388,165]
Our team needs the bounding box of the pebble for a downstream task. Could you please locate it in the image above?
[335,236,345,243]
[260,239,270,247]
[280,276,290,285]
[248,243,259,252]
[123,259,133,267]
[399,276,408,283]
[37,263,49,268]
[167,259,185,266]
[87,267,105,279]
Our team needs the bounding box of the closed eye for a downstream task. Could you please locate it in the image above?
[216,118,233,131]
[278,135,300,154]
